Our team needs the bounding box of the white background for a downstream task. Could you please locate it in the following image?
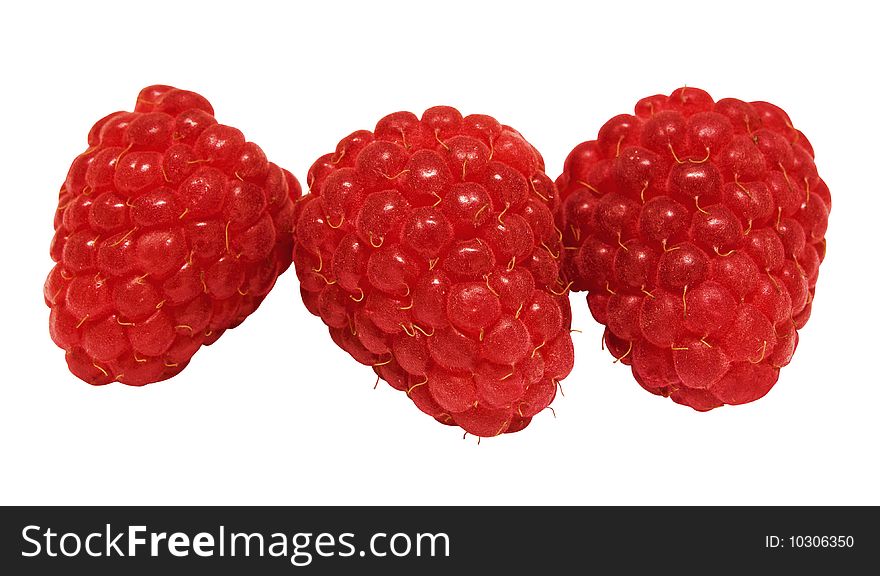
[1,0,877,505]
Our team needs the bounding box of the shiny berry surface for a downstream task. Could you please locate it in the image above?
[556,87,829,410]
[295,107,574,435]
[47,85,301,386]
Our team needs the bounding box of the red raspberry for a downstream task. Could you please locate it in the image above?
[294,107,574,435]
[46,85,301,386]
[556,87,829,410]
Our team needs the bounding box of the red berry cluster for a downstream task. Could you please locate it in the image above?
[45,86,301,385]
[47,85,831,431]
[294,107,575,435]
[556,87,830,409]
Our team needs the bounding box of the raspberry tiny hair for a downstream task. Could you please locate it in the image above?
[556,87,829,410]
[46,85,301,386]
[294,106,574,436]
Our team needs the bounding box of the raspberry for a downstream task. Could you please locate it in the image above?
[46,85,301,386]
[294,107,574,435]
[556,87,829,410]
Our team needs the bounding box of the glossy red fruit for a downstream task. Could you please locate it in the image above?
[47,85,301,386]
[557,87,829,410]
[295,107,573,435]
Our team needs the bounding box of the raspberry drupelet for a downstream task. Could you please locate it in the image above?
[556,87,829,410]
[46,86,301,386]
[295,107,574,435]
